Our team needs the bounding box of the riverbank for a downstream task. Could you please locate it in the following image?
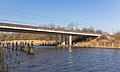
[58,38,120,49]
[73,39,120,48]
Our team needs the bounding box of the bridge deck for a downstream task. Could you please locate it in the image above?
[0,22,101,37]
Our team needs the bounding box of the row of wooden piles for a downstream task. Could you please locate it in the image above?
[3,41,35,54]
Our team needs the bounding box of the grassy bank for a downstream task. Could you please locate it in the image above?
[74,41,120,48]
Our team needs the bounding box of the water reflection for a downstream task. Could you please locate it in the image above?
[69,46,72,53]
[68,48,74,72]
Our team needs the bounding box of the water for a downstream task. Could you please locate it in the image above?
[1,47,120,72]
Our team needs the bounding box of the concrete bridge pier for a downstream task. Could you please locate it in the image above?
[69,35,72,46]
[61,35,64,43]
[55,35,58,45]
[61,34,66,45]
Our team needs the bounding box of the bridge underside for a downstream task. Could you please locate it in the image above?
[0,27,99,37]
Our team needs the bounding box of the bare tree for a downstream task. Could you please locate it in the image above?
[67,23,75,30]
[48,23,55,28]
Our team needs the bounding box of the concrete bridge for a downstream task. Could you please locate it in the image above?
[0,22,101,46]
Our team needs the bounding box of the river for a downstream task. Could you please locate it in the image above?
[1,47,120,72]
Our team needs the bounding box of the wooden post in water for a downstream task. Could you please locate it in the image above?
[15,42,18,50]
[12,42,14,50]
[29,41,35,54]
[20,42,22,51]
[6,42,8,49]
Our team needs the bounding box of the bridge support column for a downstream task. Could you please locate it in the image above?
[55,35,58,45]
[69,35,72,46]
[61,35,63,43]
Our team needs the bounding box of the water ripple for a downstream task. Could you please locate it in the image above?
[2,47,120,72]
